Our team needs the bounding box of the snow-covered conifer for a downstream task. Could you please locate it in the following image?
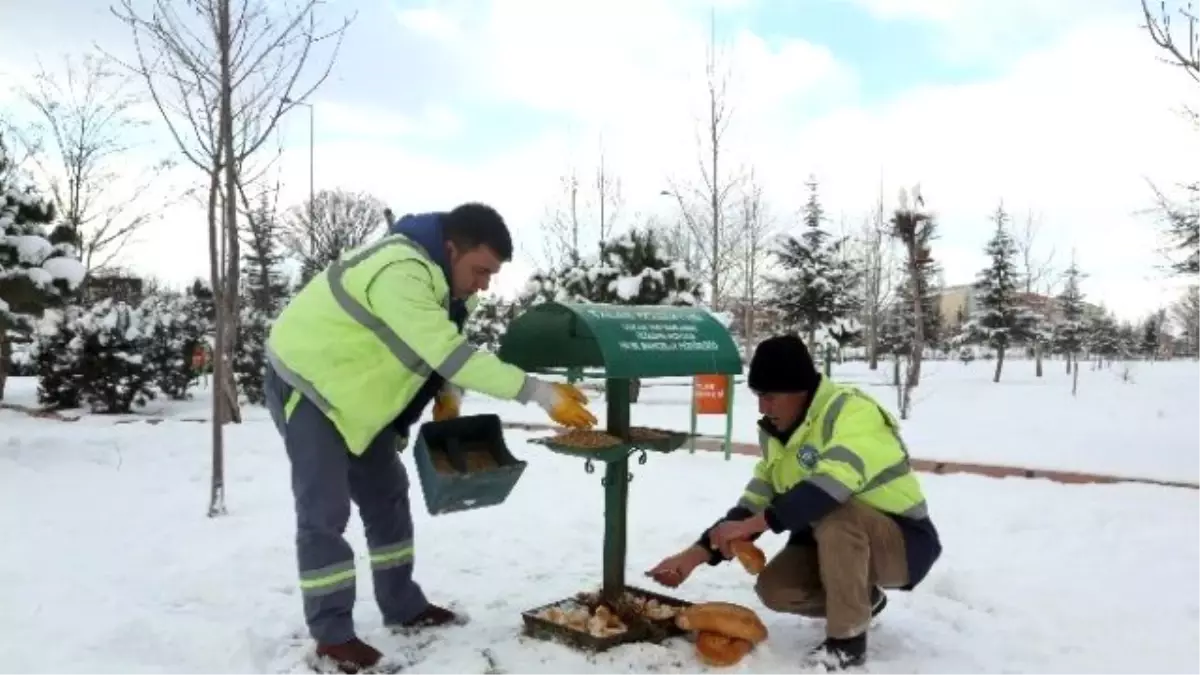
[958,205,1036,382]
[140,290,208,400]
[31,306,85,409]
[1053,256,1087,373]
[0,132,85,399]
[768,177,862,365]
[465,293,515,352]
[233,303,271,404]
[75,299,156,413]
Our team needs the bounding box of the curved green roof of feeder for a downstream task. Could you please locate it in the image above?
[497,302,744,378]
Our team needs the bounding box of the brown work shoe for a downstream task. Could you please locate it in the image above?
[391,603,466,634]
[314,637,383,674]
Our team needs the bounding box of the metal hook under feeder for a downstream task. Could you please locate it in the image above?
[584,458,595,474]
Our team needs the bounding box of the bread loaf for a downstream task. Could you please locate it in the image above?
[731,540,766,575]
[695,630,753,667]
[676,601,768,645]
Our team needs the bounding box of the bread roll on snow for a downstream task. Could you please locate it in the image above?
[676,601,768,644]
[695,630,754,667]
[731,540,766,575]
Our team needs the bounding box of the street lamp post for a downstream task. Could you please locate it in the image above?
[283,97,316,268]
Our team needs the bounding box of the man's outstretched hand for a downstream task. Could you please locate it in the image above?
[645,546,709,588]
[530,380,597,429]
[708,513,769,558]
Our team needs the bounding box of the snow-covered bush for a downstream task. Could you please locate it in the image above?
[0,131,85,399]
[32,299,155,413]
[234,304,271,405]
[518,227,700,309]
[465,293,515,352]
[72,299,156,413]
[517,227,701,401]
[31,306,84,409]
[140,291,208,400]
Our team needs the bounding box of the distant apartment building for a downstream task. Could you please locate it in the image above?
[937,282,1102,335]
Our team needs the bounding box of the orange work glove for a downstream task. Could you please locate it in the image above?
[432,384,462,422]
[529,380,597,429]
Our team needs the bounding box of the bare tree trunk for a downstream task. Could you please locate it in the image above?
[907,254,925,388]
[0,321,9,401]
[1036,343,1044,377]
[1071,357,1079,396]
[993,344,1006,383]
[205,162,225,517]
[665,10,741,311]
[114,0,350,518]
[207,0,236,518]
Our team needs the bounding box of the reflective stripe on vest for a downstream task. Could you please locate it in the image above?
[831,389,929,519]
[746,387,929,521]
[267,234,482,418]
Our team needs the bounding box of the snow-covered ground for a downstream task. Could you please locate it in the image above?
[1,359,1197,673]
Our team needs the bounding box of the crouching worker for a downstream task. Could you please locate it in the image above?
[263,203,597,673]
[646,334,942,670]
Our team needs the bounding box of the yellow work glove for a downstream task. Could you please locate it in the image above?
[529,379,597,429]
[432,384,462,422]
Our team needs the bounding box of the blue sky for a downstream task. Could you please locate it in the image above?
[0,0,1196,321]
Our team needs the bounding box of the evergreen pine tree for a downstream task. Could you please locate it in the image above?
[30,306,84,409]
[1086,310,1121,366]
[240,193,291,317]
[233,302,271,404]
[75,299,156,413]
[960,204,1034,382]
[140,290,208,400]
[769,177,862,372]
[1140,314,1162,359]
[233,196,289,406]
[0,132,85,399]
[1054,255,1087,374]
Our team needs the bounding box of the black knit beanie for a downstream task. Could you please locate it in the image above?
[747,334,819,393]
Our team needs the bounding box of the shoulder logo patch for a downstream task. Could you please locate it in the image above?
[797,445,820,469]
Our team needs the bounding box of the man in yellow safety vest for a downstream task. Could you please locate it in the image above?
[647,334,942,670]
[263,203,596,673]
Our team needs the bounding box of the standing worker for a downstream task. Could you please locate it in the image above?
[263,203,597,673]
[646,334,941,670]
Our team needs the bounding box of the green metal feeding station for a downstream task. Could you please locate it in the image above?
[496,301,743,651]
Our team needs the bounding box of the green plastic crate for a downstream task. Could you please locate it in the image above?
[412,414,527,516]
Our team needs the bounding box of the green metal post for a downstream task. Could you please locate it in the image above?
[689,376,698,454]
[723,374,735,461]
[602,377,631,604]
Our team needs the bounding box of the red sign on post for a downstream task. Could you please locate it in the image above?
[192,345,207,371]
[693,374,728,415]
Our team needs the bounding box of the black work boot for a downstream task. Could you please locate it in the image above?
[807,633,867,671]
[314,637,383,674]
[389,603,467,635]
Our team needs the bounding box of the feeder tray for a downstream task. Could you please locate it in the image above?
[412,414,527,516]
[520,585,693,653]
[529,429,636,464]
[623,426,689,454]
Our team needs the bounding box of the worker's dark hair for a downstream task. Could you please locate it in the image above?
[442,202,513,261]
